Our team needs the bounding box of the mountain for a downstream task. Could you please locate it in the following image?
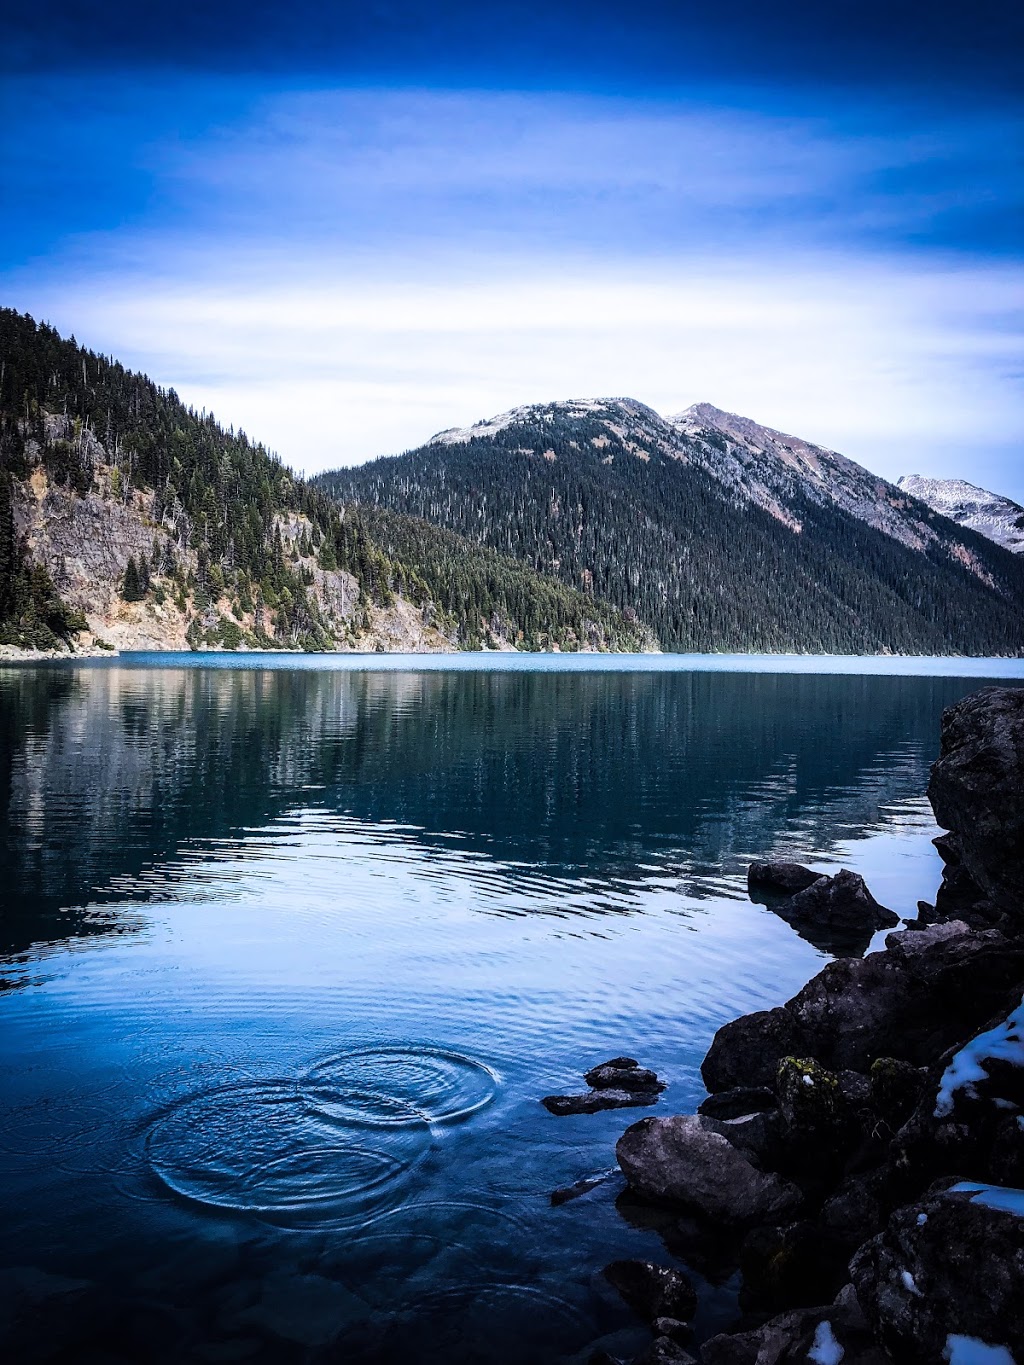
[897,475,1024,556]
[316,398,1024,656]
[0,310,651,654]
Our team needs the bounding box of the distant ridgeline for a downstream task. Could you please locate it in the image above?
[0,310,651,653]
[315,399,1024,656]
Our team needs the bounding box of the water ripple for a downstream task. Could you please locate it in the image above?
[144,1078,430,1227]
[303,1046,499,1128]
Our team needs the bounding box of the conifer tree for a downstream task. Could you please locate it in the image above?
[122,556,144,602]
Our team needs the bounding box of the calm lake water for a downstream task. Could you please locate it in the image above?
[2,654,1023,1364]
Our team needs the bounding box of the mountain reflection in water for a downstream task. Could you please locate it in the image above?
[0,660,1018,1363]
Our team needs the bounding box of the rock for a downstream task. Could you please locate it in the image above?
[888,992,1024,1193]
[739,1220,854,1313]
[614,1189,746,1286]
[602,1260,697,1323]
[551,1170,618,1206]
[543,1089,662,1116]
[849,1179,1024,1363]
[633,1338,697,1365]
[776,1058,853,1136]
[651,1317,693,1346]
[697,1087,776,1120]
[748,862,823,896]
[545,1057,665,1114]
[702,1008,805,1093]
[785,869,899,938]
[928,687,1024,918]
[616,1115,802,1226]
[702,923,1024,1093]
[749,865,899,955]
[819,1168,892,1253]
[700,1285,888,1365]
[586,1061,665,1093]
[224,1270,370,1347]
[867,1056,929,1131]
[701,1108,786,1171]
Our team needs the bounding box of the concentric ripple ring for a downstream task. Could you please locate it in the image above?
[302,1046,499,1127]
[144,1078,429,1225]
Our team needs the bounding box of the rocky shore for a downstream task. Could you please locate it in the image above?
[582,687,1024,1364]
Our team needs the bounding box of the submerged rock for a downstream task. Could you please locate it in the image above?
[616,1115,802,1226]
[603,1260,697,1324]
[544,1089,662,1116]
[928,687,1024,920]
[551,1170,618,1205]
[849,1180,1024,1364]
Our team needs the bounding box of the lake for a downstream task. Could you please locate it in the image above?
[2,654,1023,1364]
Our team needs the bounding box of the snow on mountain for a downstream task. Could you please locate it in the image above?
[430,398,663,446]
[669,403,945,554]
[425,396,1013,587]
[897,476,1024,555]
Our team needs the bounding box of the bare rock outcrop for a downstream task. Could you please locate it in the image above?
[927,686,1024,923]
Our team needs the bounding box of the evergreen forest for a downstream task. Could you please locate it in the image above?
[316,406,1024,656]
[0,310,650,652]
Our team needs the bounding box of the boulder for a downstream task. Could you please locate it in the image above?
[699,1285,888,1365]
[702,923,1024,1094]
[889,992,1024,1193]
[698,1087,776,1121]
[602,1260,697,1324]
[586,1060,665,1094]
[616,1115,802,1226]
[927,686,1024,919]
[849,1180,1024,1364]
[779,870,900,955]
[545,1057,665,1115]
[747,862,822,896]
[774,1057,862,1182]
[702,1008,805,1093]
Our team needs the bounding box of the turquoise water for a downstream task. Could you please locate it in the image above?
[0,657,1020,1363]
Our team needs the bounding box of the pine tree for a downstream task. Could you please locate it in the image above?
[122,556,144,602]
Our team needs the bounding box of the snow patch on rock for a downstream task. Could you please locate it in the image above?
[934,995,1024,1117]
[944,1334,1017,1364]
[808,1319,845,1364]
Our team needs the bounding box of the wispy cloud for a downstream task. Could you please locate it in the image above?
[3,80,1022,492]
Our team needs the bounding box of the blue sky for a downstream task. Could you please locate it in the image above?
[3,2,1022,493]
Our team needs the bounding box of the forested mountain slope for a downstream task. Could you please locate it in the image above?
[316,399,1024,655]
[0,311,650,653]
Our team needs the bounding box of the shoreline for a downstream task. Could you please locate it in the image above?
[583,685,1024,1365]
[3,645,1024,678]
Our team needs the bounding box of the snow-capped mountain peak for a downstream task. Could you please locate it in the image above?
[897,475,1024,554]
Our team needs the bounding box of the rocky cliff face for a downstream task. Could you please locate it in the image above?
[10,425,455,655]
[898,474,1024,555]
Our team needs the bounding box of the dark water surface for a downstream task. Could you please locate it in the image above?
[1,656,1022,1364]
